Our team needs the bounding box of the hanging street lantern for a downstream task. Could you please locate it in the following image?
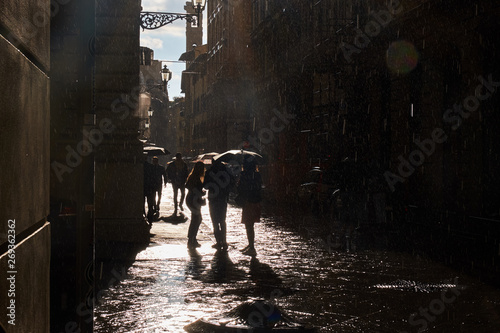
[161,64,172,92]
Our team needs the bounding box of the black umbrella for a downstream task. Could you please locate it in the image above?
[213,149,264,164]
[143,146,170,156]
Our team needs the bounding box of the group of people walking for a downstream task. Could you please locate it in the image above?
[144,152,188,219]
[144,152,262,256]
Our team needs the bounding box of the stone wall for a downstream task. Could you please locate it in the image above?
[0,0,51,331]
[354,0,500,281]
[49,1,96,331]
[94,0,147,247]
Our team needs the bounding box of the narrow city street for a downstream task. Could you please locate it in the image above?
[94,185,500,333]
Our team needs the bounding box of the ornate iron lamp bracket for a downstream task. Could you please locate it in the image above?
[140,12,197,30]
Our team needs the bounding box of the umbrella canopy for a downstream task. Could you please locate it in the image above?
[191,152,219,165]
[213,149,264,164]
[199,152,219,160]
[143,146,170,156]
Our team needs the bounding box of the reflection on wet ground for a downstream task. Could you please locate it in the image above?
[94,188,500,332]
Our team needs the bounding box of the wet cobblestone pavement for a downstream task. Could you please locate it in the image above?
[94,186,500,332]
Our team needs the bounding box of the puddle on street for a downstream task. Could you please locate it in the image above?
[94,188,500,332]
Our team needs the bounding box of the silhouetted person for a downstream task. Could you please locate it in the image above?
[186,161,206,248]
[203,159,235,252]
[237,157,262,256]
[151,156,167,214]
[143,156,155,223]
[166,152,189,214]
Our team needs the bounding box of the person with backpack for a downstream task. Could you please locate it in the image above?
[185,161,206,248]
[203,158,235,252]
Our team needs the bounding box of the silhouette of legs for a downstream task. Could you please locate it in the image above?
[172,184,186,213]
[187,211,202,248]
[209,199,228,250]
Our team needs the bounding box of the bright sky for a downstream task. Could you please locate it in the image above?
[140,0,207,98]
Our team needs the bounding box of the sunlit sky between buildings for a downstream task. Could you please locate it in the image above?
[140,0,207,99]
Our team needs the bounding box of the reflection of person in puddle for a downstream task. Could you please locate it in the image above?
[209,250,247,283]
[211,250,231,280]
[249,257,283,287]
[186,248,204,280]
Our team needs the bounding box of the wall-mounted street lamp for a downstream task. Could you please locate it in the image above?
[148,107,154,118]
[140,0,206,30]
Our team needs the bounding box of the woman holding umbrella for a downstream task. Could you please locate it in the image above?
[237,156,262,256]
[185,161,206,248]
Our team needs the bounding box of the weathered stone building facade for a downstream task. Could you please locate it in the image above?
[251,0,500,280]
[204,0,254,153]
[181,44,208,157]
[167,97,185,156]
[49,0,148,330]
[180,0,500,280]
[139,47,170,165]
[1,0,148,331]
[369,0,500,280]
[0,0,51,331]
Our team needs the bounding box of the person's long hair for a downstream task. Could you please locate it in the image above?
[243,158,257,173]
[186,161,205,187]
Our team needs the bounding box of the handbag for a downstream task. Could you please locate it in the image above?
[234,193,246,207]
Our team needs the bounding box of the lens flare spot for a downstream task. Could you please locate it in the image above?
[386,40,419,75]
